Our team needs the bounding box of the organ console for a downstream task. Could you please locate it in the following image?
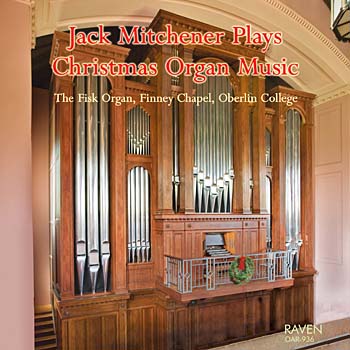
[205,233,231,257]
[49,10,315,350]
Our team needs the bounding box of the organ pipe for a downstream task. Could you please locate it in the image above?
[86,75,100,293]
[172,99,180,212]
[249,109,254,211]
[49,99,58,290]
[127,106,150,155]
[99,77,110,292]
[171,46,180,86]
[266,176,272,250]
[265,128,272,250]
[285,109,302,270]
[128,167,151,263]
[194,76,234,213]
[265,129,272,166]
[74,76,87,295]
[126,105,152,263]
[74,75,111,294]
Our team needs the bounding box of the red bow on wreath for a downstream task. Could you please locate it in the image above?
[238,256,246,271]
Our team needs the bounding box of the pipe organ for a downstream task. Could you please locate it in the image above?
[49,10,315,350]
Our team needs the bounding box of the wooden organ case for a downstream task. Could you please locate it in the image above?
[49,10,315,350]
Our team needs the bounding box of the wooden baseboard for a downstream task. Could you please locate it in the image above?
[35,304,51,314]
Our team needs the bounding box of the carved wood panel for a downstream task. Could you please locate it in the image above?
[271,274,314,331]
[63,314,120,350]
[246,292,270,336]
[190,294,268,349]
[127,307,156,350]
[127,263,155,290]
[224,231,243,255]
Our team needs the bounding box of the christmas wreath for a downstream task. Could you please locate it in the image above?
[229,256,254,284]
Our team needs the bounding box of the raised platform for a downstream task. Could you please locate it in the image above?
[52,271,314,349]
[160,278,294,302]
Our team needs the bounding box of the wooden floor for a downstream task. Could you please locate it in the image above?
[35,310,57,350]
[213,318,350,350]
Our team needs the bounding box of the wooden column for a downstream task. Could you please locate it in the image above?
[110,75,128,294]
[252,76,267,214]
[234,75,251,213]
[271,96,286,251]
[56,76,75,299]
[118,300,128,350]
[179,46,194,213]
[300,106,314,270]
[155,45,173,214]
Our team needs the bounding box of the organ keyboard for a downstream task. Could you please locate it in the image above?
[205,233,231,257]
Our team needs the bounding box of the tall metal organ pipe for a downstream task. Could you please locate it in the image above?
[74,75,111,294]
[172,99,180,212]
[285,109,302,270]
[86,75,100,293]
[127,167,151,263]
[249,109,254,210]
[74,76,87,295]
[193,76,234,213]
[126,105,151,263]
[49,102,58,290]
[265,128,273,250]
[266,176,272,250]
[99,77,110,292]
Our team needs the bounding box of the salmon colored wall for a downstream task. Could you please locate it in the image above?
[314,94,350,323]
[0,1,34,349]
[32,88,50,307]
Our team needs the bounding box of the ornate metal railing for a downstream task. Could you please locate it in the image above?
[165,251,293,294]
